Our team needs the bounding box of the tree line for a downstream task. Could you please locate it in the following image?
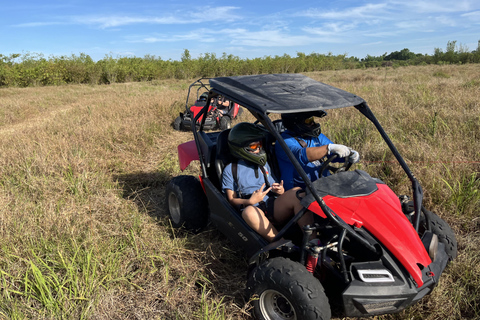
[1,40,479,88]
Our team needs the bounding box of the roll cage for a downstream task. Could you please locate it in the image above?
[190,74,424,252]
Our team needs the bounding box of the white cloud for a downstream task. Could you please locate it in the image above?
[130,27,336,48]
[74,15,190,28]
[12,6,241,29]
[115,1,479,55]
[81,6,240,29]
[218,28,345,47]
[434,15,458,27]
[13,21,62,27]
[462,10,480,23]
[462,10,480,17]
[361,41,383,46]
[391,0,475,13]
[303,22,357,36]
[210,28,309,47]
[128,28,218,43]
[297,3,388,20]
[191,6,240,22]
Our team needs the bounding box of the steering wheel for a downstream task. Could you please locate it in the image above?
[317,153,353,177]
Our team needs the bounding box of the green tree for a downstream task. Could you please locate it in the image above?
[445,40,457,63]
[179,49,194,79]
[384,48,416,61]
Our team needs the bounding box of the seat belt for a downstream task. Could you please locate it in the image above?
[293,136,307,148]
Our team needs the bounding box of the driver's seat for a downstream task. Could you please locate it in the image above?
[215,129,234,184]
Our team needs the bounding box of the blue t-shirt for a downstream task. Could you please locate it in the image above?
[275,130,333,190]
[222,160,276,203]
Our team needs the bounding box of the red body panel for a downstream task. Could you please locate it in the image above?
[308,184,431,287]
[189,105,215,123]
[178,140,199,171]
[231,103,240,117]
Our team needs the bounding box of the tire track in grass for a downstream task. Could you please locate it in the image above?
[0,105,74,136]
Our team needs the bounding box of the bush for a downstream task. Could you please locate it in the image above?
[1,40,479,88]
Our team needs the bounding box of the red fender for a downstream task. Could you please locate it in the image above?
[178,140,198,171]
[308,184,431,287]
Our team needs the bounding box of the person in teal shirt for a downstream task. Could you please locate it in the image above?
[222,122,313,242]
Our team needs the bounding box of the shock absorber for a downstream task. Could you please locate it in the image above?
[306,245,321,273]
[306,240,339,274]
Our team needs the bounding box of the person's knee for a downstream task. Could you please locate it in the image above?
[242,206,260,222]
[280,188,302,206]
[290,187,305,197]
[242,207,253,219]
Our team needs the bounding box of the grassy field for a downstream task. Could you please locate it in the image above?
[0,65,479,319]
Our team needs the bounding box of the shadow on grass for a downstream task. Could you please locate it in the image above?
[113,170,251,311]
[113,170,171,219]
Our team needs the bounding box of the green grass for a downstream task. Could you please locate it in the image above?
[0,64,479,319]
[443,171,480,218]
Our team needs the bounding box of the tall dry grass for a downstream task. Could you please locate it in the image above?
[0,65,479,319]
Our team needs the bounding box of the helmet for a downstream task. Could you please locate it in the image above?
[228,122,269,166]
[198,92,209,101]
[281,111,327,137]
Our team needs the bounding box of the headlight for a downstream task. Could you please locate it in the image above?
[357,269,395,283]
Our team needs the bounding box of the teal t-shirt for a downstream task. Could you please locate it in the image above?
[222,160,276,202]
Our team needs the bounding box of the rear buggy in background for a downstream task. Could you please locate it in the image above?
[165,74,457,320]
[173,78,242,131]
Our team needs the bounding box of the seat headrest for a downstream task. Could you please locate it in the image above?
[216,129,234,164]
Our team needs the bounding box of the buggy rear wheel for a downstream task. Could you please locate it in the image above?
[165,175,208,231]
[247,257,331,320]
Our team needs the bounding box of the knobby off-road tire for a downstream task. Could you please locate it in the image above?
[247,257,331,320]
[165,175,208,232]
[219,116,231,130]
[425,210,458,261]
[173,116,183,131]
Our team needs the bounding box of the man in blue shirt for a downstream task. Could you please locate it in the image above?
[275,111,360,190]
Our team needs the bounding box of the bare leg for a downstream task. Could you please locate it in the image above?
[242,205,278,242]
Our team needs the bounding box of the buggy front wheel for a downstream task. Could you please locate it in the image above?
[247,257,331,320]
[219,116,231,130]
[424,210,457,261]
[173,116,183,131]
[165,175,208,231]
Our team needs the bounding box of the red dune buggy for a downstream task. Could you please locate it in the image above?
[173,78,242,131]
[165,74,457,320]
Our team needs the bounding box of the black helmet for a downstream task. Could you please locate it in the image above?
[281,110,327,137]
[198,92,209,101]
[228,122,269,166]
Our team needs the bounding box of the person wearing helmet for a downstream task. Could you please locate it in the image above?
[222,122,312,242]
[275,111,360,190]
[198,92,209,102]
[215,95,230,109]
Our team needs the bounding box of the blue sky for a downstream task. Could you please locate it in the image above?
[2,0,479,61]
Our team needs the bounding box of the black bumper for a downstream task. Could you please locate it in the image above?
[182,116,217,130]
[342,243,449,317]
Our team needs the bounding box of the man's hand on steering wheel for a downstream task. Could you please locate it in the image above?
[327,143,350,158]
[327,144,360,164]
[318,144,360,176]
[348,148,360,164]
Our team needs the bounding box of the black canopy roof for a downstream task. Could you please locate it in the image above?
[209,73,365,114]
